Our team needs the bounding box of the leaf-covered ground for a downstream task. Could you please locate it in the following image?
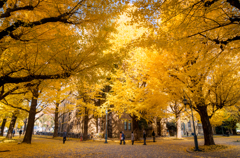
[1,135,240,157]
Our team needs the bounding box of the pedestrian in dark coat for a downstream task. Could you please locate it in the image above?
[19,130,22,138]
[120,131,122,145]
[131,131,134,145]
[63,130,67,144]
[226,130,230,137]
[143,130,146,145]
[152,130,156,142]
[122,131,126,145]
[12,129,15,137]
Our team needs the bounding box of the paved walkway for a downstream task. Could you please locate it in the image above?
[1,136,240,157]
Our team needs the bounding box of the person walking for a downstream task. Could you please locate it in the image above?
[19,130,22,138]
[186,131,188,137]
[131,131,134,145]
[226,130,230,137]
[12,129,15,137]
[91,132,94,141]
[143,130,146,145]
[152,130,156,142]
[122,131,126,145]
[120,131,122,145]
[63,130,67,144]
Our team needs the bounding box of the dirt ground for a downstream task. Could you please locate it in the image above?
[1,135,240,157]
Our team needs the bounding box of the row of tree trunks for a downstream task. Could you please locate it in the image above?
[22,85,39,144]
[6,111,18,139]
[0,118,6,136]
[53,103,60,138]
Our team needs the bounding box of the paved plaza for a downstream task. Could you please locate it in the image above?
[1,136,240,158]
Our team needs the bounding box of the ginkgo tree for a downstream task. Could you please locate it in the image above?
[102,9,170,140]
[0,103,18,136]
[167,95,185,139]
[131,0,240,48]
[73,77,109,141]
[124,0,240,145]
[209,109,229,128]
[0,84,30,138]
[222,106,240,135]
[0,0,126,102]
[0,0,129,144]
[41,79,75,138]
[105,47,169,140]
[143,36,240,145]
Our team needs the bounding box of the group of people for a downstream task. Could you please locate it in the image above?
[62,130,157,145]
[11,129,23,138]
[120,130,156,145]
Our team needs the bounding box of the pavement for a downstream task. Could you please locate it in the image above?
[1,135,240,157]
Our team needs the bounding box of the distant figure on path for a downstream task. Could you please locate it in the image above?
[152,130,156,142]
[19,130,22,138]
[12,129,15,137]
[143,130,146,145]
[122,131,126,145]
[91,132,94,140]
[63,130,67,144]
[131,131,134,145]
[186,131,188,137]
[226,130,230,137]
[120,131,122,145]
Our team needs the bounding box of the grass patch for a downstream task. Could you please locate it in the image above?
[0,138,19,143]
[190,145,229,152]
[0,136,22,143]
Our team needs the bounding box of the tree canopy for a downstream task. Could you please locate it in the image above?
[1,0,240,146]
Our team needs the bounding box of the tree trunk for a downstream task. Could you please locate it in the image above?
[108,112,112,138]
[132,115,140,141]
[232,128,237,135]
[61,112,65,132]
[0,118,6,136]
[160,118,167,136]
[6,113,17,139]
[221,126,224,135]
[83,107,89,141]
[96,116,98,133]
[176,113,182,139]
[159,121,162,136]
[198,105,215,145]
[22,86,39,144]
[212,126,216,135]
[23,119,27,134]
[53,103,59,138]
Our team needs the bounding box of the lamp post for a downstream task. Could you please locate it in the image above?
[183,98,201,151]
[105,109,108,144]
